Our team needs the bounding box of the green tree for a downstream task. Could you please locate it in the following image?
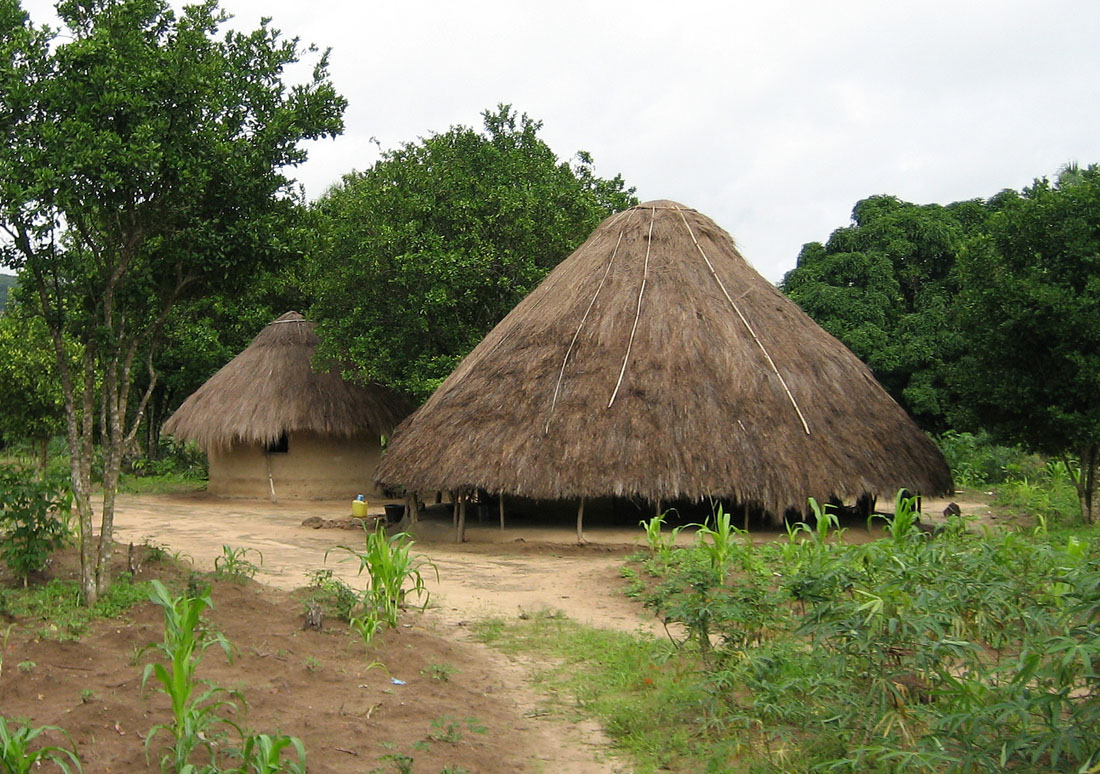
[309,105,637,400]
[0,0,345,603]
[783,195,992,431]
[955,165,1100,523]
[0,302,75,471]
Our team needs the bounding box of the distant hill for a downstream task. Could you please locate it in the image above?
[0,273,15,311]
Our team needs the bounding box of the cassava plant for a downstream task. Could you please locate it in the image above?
[0,465,73,586]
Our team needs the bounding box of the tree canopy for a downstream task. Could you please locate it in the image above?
[308,105,637,400]
[0,0,345,602]
[955,166,1100,522]
[782,195,994,432]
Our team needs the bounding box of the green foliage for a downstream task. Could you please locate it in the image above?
[0,716,82,774]
[230,733,306,774]
[0,310,73,452]
[3,575,147,641]
[309,104,637,400]
[303,569,358,622]
[955,165,1100,523]
[474,610,696,773]
[427,716,485,744]
[936,430,1040,486]
[422,662,456,682]
[213,546,263,584]
[0,273,15,310]
[782,195,993,432]
[612,499,1100,772]
[0,465,72,584]
[0,0,346,605]
[327,522,437,646]
[141,579,238,772]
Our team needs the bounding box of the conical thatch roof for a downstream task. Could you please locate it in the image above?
[164,312,409,450]
[375,201,952,515]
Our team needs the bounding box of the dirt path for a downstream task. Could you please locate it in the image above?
[112,493,654,774]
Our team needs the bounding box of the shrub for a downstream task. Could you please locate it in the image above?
[0,465,72,585]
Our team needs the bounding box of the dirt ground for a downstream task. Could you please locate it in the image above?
[1,490,995,773]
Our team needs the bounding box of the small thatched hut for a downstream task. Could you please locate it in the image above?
[164,312,409,500]
[374,201,951,527]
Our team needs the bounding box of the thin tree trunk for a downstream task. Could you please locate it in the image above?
[498,493,505,531]
[576,498,585,544]
[1076,445,1098,525]
[35,438,48,479]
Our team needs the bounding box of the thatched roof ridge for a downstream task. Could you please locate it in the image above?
[374,201,952,514]
[163,312,409,450]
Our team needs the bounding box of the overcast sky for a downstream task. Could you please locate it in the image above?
[20,0,1100,282]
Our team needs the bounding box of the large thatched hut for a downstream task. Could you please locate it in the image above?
[164,312,409,500]
[375,201,951,530]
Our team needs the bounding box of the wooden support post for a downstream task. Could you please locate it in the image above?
[498,493,505,531]
[435,491,442,504]
[405,493,419,524]
[743,502,750,532]
[576,498,585,544]
[655,499,661,520]
[456,492,467,543]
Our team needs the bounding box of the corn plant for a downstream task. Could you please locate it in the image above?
[213,546,263,583]
[141,580,239,773]
[691,505,742,584]
[328,522,437,632]
[231,733,306,774]
[866,489,923,542]
[640,510,685,564]
[0,716,81,774]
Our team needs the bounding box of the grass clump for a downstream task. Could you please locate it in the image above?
[5,575,148,640]
[475,611,696,773]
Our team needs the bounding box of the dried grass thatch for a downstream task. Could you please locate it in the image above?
[163,312,409,450]
[375,201,952,515]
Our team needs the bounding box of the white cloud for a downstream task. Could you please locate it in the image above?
[17,0,1100,281]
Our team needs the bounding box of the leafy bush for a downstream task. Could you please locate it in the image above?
[936,430,1043,486]
[0,465,72,585]
[626,499,1100,772]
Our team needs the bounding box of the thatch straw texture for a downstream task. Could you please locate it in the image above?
[163,312,409,450]
[375,201,952,515]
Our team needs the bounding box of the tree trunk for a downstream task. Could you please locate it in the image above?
[576,498,585,544]
[35,438,48,479]
[1075,445,1098,525]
